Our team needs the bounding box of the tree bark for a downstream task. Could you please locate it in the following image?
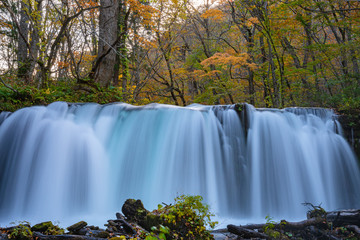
[95,0,120,87]
[227,224,270,239]
[234,217,326,231]
[115,0,129,92]
[17,1,30,82]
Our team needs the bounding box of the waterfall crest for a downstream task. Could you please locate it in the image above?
[0,102,359,225]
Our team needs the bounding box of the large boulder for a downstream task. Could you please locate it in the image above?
[121,199,149,222]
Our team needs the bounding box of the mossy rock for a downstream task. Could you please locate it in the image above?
[31,221,54,233]
[31,221,64,235]
[9,224,32,240]
[122,199,149,222]
[67,221,87,233]
[140,213,162,231]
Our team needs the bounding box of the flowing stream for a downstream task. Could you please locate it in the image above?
[0,102,359,226]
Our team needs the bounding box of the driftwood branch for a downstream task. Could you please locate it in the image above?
[236,217,326,231]
[227,224,270,239]
[327,209,360,227]
[227,209,360,239]
[346,225,360,235]
[0,75,18,94]
[33,232,100,240]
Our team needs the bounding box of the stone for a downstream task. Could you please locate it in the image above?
[31,221,55,233]
[121,199,149,222]
[67,221,87,233]
[116,212,125,220]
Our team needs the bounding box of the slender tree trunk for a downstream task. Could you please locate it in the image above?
[119,0,129,92]
[156,32,179,105]
[90,11,98,56]
[267,39,280,107]
[347,27,360,82]
[260,36,271,107]
[113,0,129,94]
[27,0,42,82]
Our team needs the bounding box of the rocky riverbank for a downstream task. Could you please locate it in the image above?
[1,200,360,240]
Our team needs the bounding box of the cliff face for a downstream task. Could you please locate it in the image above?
[338,109,360,159]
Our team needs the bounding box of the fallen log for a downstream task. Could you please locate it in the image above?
[327,209,360,227]
[307,226,341,240]
[236,217,326,231]
[227,224,270,239]
[33,232,103,240]
[279,218,328,230]
[346,225,360,235]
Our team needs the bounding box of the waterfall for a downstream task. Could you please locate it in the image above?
[0,102,359,226]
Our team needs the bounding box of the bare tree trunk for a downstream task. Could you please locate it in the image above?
[27,0,42,82]
[95,0,119,87]
[17,1,30,82]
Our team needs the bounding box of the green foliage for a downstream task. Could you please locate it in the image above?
[144,225,170,240]
[9,223,33,240]
[302,202,327,219]
[263,216,283,239]
[0,77,124,112]
[264,215,276,231]
[152,195,217,240]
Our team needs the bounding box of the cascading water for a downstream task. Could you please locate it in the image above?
[0,102,359,227]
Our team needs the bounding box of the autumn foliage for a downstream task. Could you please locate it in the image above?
[0,0,359,110]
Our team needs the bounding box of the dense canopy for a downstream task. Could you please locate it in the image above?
[0,0,359,110]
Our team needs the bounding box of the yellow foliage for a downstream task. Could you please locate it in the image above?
[246,17,260,27]
[201,9,225,21]
[191,70,206,80]
[173,68,187,76]
[128,0,157,26]
[201,52,257,70]
[200,70,222,78]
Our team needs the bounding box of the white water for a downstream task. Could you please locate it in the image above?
[0,102,359,227]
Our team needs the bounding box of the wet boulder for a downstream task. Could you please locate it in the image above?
[122,199,149,222]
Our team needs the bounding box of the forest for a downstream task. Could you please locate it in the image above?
[0,0,359,111]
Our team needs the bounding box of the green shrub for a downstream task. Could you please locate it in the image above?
[9,223,33,240]
[151,195,217,240]
[263,216,281,239]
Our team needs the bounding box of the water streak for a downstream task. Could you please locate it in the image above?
[0,102,359,226]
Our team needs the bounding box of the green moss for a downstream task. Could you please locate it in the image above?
[0,80,124,112]
[109,236,127,240]
[31,221,53,232]
[141,214,162,231]
[9,224,32,240]
[67,221,87,233]
[31,221,64,235]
